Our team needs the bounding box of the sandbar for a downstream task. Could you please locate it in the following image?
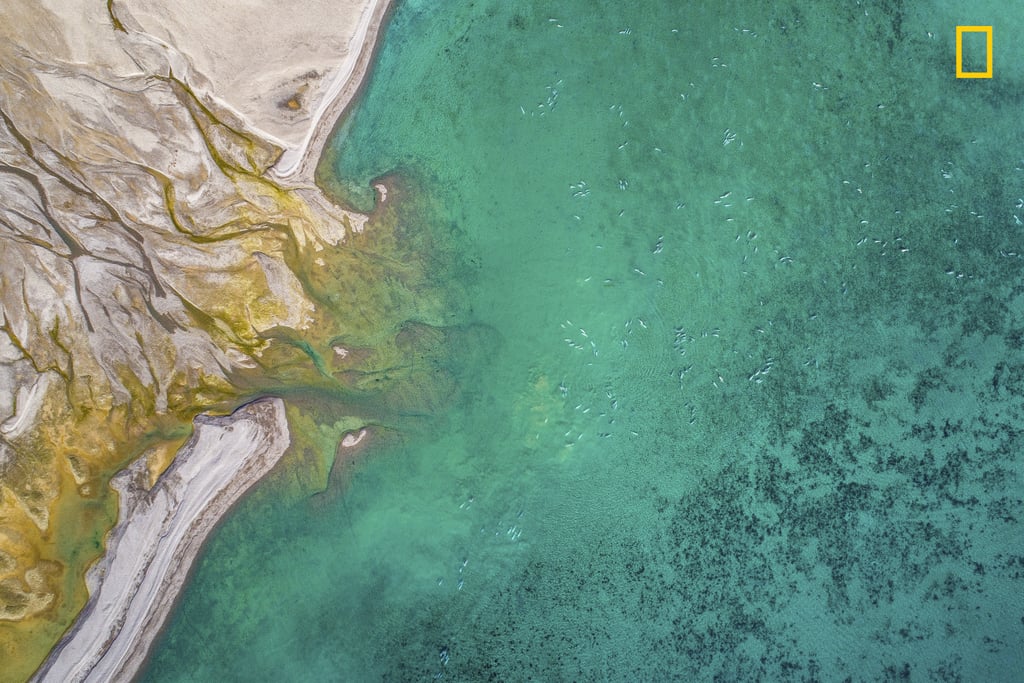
[32,399,290,682]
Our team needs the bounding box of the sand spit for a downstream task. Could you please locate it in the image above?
[32,399,290,683]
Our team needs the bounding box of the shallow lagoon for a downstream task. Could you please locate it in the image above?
[145,1,1024,679]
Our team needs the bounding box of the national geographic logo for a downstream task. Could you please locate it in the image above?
[956,26,993,78]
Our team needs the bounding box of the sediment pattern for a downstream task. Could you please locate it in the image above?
[33,399,290,683]
[0,0,388,677]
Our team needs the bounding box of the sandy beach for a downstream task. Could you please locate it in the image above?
[33,399,291,682]
[272,0,394,181]
[121,0,393,184]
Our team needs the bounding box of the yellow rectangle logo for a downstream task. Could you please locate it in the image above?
[956,26,993,78]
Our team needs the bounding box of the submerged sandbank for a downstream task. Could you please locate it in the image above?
[33,399,290,682]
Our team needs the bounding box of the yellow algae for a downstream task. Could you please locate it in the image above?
[142,436,190,490]
[0,357,226,678]
[0,169,464,681]
[1,17,450,673]
[0,2,420,678]
[0,577,52,622]
[0,527,56,623]
[63,455,88,487]
[0,551,14,576]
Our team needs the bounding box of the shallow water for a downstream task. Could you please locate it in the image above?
[144,1,1024,680]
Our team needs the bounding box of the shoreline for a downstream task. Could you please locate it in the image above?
[270,0,394,184]
[32,399,291,682]
[10,0,394,677]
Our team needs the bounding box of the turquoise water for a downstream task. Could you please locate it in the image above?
[143,1,1024,680]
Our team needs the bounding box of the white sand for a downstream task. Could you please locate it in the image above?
[121,0,393,183]
[32,399,291,683]
[271,0,393,181]
[341,428,368,448]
